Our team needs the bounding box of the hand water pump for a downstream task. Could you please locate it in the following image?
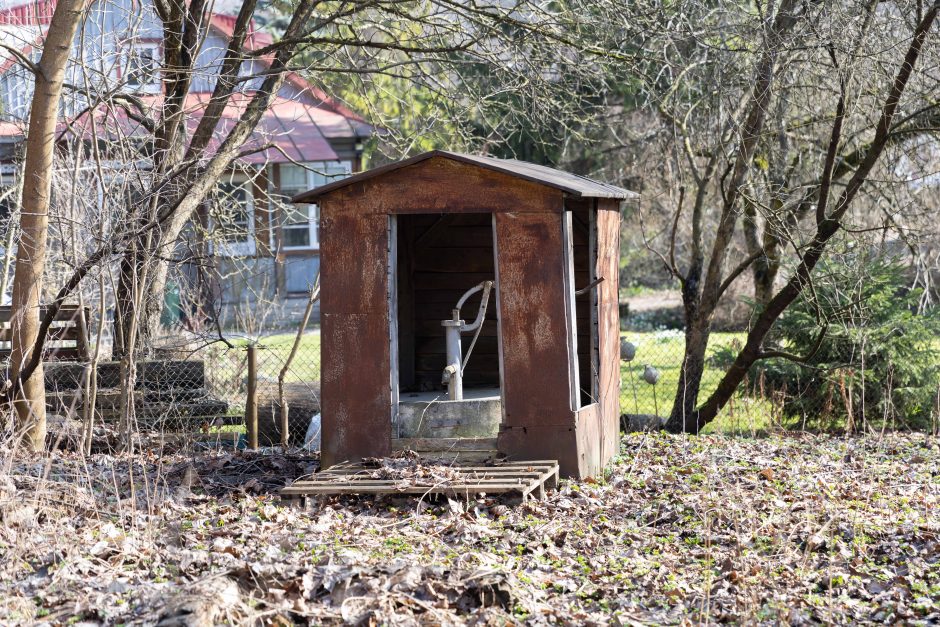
[441,280,494,400]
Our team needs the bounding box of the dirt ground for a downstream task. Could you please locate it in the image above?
[1,432,938,625]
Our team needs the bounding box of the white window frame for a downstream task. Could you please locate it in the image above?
[210,176,257,257]
[281,203,320,251]
[0,173,18,262]
[277,161,352,251]
[124,42,162,94]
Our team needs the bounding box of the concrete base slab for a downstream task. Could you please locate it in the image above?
[398,387,502,438]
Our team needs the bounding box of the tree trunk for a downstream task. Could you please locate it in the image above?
[113,238,162,360]
[695,4,939,428]
[661,0,804,434]
[112,202,193,359]
[667,319,709,432]
[9,0,85,450]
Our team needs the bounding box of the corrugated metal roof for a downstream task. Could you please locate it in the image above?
[43,93,339,163]
[292,150,637,203]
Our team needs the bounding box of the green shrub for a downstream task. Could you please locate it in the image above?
[728,255,940,430]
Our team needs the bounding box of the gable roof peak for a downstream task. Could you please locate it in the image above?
[293,149,637,203]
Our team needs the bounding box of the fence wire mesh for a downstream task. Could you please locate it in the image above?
[24,284,938,454]
[14,292,324,451]
[248,330,322,447]
[618,305,940,434]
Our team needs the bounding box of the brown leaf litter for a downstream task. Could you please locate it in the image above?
[0,431,938,625]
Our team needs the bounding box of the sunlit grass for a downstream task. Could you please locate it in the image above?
[235,330,322,383]
[619,331,777,435]
[229,328,777,436]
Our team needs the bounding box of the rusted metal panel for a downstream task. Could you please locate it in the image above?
[319,202,392,466]
[497,425,581,478]
[311,152,631,478]
[494,211,575,429]
[315,157,562,216]
[319,206,389,314]
[596,199,622,465]
[294,150,636,203]
[320,312,391,467]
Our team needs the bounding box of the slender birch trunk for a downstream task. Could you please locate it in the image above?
[9,0,85,450]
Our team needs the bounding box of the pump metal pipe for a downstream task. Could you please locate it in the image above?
[441,280,494,400]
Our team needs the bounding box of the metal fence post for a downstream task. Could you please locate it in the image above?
[246,343,258,449]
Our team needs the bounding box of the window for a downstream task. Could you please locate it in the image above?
[210,180,256,256]
[276,161,351,250]
[125,43,161,93]
[0,184,16,222]
[281,204,318,249]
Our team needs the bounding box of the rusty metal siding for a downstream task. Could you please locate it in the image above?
[295,150,636,203]
[596,200,622,465]
[494,211,575,429]
[319,212,389,314]
[494,209,589,476]
[497,425,581,476]
[320,158,559,215]
[314,155,629,478]
[319,200,392,466]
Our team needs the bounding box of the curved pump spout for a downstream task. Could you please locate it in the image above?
[441,280,494,400]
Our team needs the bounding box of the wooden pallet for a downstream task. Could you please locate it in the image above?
[281,459,559,503]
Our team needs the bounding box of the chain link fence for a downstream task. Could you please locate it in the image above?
[245,330,322,448]
[618,296,940,434]
[31,283,938,452]
[21,279,324,451]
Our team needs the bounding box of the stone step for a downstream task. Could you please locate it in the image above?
[47,387,221,411]
[44,360,206,391]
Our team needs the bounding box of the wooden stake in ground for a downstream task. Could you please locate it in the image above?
[9,0,86,450]
[246,344,258,449]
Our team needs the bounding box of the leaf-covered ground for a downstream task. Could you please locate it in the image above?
[1,432,938,625]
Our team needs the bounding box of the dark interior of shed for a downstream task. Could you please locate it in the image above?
[394,205,600,409]
[396,213,501,394]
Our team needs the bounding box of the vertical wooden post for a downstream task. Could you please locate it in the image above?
[280,401,289,448]
[246,344,258,449]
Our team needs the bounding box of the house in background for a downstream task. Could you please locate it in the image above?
[0,0,371,326]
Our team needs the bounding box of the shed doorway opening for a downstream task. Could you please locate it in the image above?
[391,213,502,444]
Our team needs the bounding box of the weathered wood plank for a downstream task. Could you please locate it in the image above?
[596,199,622,467]
[280,458,559,501]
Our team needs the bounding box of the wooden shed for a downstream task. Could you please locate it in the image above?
[293,151,636,478]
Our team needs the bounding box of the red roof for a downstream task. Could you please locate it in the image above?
[0,0,56,25]
[0,0,371,141]
[53,92,340,163]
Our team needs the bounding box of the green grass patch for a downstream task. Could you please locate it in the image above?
[236,330,322,383]
[226,328,775,435]
[620,331,776,435]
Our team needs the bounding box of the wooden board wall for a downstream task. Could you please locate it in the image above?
[596,200,622,465]
[396,213,500,392]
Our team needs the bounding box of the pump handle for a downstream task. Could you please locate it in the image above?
[458,281,494,333]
